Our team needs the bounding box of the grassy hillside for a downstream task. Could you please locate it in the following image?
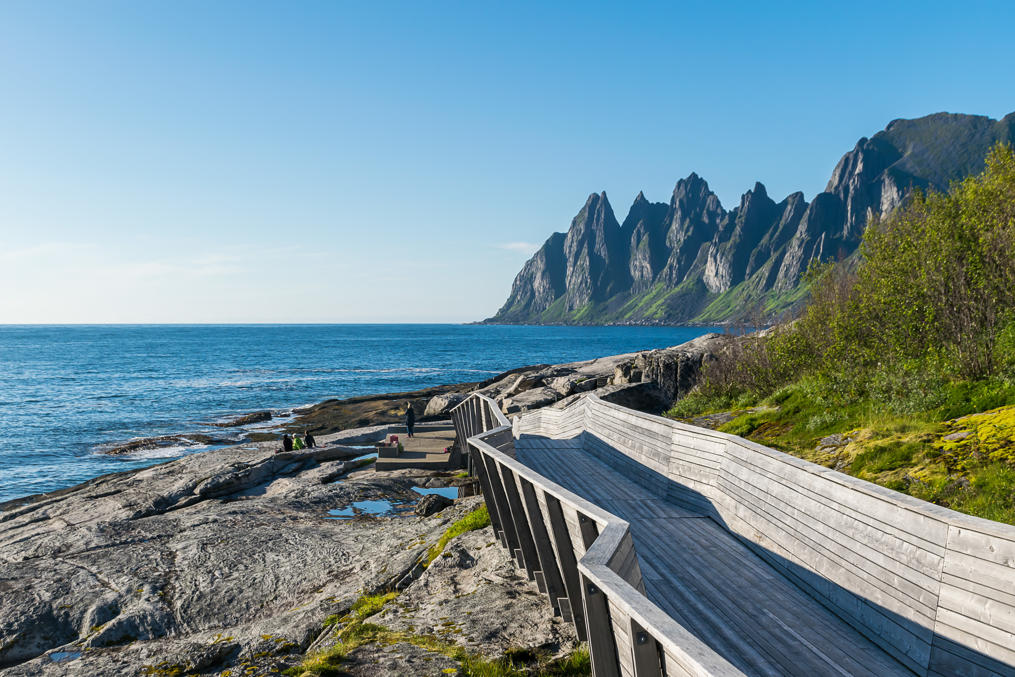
[667,145,1015,524]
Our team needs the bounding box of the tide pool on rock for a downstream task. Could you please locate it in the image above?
[0,440,577,675]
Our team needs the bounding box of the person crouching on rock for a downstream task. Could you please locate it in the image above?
[305,430,316,448]
[293,433,306,451]
[281,433,293,453]
[405,402,416,438]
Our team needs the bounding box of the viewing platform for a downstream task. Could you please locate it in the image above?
[372,423,458,472]
[451,394,1015,677]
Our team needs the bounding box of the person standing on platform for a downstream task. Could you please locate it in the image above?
[405,402,416,438]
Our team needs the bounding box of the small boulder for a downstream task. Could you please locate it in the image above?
[502,373,544,397]
[415,493,454,517]
[611,361,643,385]
[424,392,467,418]
[212,411,273,427]
[500,387,559,415]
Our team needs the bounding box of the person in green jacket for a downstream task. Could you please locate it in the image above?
[293,434,306,451]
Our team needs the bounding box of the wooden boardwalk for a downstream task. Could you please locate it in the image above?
[455,393,1015,677]
[516,440,911,677]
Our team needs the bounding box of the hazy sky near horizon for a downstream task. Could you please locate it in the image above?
[1,1,1013,323]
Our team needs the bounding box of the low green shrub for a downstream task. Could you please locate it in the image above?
[424,505,491,566]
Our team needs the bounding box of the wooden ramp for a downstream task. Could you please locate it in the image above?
[515,439,912,677]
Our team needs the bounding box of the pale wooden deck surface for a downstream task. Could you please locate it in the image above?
[515,438,913,677]
[374,428,456,471]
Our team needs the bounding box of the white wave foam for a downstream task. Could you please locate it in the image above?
[118,443,211,460]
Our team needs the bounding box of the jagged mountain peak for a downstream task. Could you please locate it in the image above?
[486,110,1015,325]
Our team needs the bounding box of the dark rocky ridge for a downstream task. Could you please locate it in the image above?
[486,111,1015,325]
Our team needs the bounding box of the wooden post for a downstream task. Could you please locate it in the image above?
[582,574,621,677]
[498,464,538,580]
[629,618,663,677]
[481,453,522,562]
[469,444,503,539]
[519,478,567,615]
[578,512,600,551]
[544,494,587,641]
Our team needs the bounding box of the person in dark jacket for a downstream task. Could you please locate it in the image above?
[405,403,416,438]
[281,433,293,452]
[305,430,316,448]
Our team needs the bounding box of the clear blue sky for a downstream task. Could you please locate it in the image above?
[1,1,1012,323]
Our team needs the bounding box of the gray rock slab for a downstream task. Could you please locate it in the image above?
[0,440,539,677]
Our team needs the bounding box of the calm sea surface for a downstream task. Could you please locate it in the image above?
[0,324,719,503]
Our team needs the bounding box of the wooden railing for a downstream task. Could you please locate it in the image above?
[450,394,741,677]
[452,392,1015,677]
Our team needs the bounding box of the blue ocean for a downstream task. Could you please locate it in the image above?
[0,324,718,503]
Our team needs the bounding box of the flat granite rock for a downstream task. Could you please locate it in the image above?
[0,436,572,676]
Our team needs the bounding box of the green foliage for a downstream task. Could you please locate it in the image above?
[460,645,591,676]
[351,591,398,620]
[951,464,1015,524]
[718,413,768,437]
[850,441,923,475]
[688,144,1015,412]
[663,145,1015,525]
[425,505,491,566]
[288,601,590,677]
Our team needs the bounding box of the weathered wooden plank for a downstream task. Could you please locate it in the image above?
[469,445,504,538]
[716,469,944,603]
[929,635,1015,677]
[544,493,588,641]
[481,453,523,565]
[583,574,621,677]
[498,463,539,580]
[724,443,949,552]
[629,618,664,677]
[491,395,1015,676]
[716,475,943,615]
[662,650,698,677]
[518,476,567,615]
[933,607,1015,664]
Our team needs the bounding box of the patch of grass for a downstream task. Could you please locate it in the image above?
[851,441,923,475]
[351,457,376,470]
[140,663,189,676]
[350,591,398,620]
[949,464,1015,524]
[544,646,591,676]
[667,376,1015,524]
[935,405,1015,469]
[288,607,590,677]
[424,505,491,566]
[285,622,391,676]
[717,412,769,438]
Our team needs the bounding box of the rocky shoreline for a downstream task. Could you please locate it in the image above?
[286,332,730,435]
[0,334,731,676]
[0,433,577,676]
[94,333,729,462]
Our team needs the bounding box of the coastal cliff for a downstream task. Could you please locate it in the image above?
[486,111,1015,325]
